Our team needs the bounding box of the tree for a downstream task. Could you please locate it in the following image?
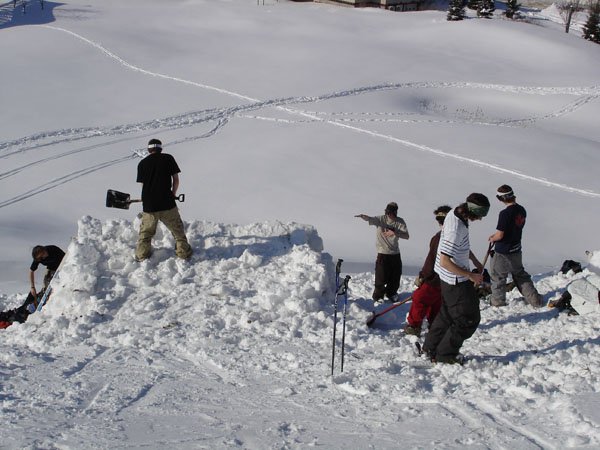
[448,0,467,20]
[557,0,585,33]
[477,0,496,17]
[582,0,600,42]
[505,0,522,19]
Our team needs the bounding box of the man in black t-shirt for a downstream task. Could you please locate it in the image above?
[135,138,192,261]
[488,185,542,307]
[29,244,65,297]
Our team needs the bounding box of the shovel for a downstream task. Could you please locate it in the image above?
[106,189,185,210]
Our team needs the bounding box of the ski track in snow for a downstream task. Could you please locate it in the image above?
[0,24,599,209]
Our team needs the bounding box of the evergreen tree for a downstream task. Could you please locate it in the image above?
[467,0,480,10]
[477,0,496,18]
[448,0,466,20]
[505,0,522,19]
[582,1,600,43]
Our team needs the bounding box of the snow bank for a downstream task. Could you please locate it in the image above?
[2,216,333,353]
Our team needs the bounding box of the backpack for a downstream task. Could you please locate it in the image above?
[560,260,582,275]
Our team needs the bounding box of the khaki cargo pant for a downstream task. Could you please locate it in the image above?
[135,207,192,261]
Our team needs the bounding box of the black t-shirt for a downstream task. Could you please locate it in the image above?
[136,152,180,213]
[494,203,527,254]
[30,245,65,271]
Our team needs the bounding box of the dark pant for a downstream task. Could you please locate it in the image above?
[423,280,480,359]
[372,253,402,301]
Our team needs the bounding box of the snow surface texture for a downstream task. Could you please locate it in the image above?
[1,0,600,448]
[2,219,600,448]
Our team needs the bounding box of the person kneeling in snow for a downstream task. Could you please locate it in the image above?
[552,252,600,315]
[404,205,452,337]
[0,292,37,329]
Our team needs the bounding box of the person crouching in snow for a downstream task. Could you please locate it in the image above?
[404,205,452,337]
[0,292,38,329]
[553,251,600,315]
[422,193,489,364]
[355,202,409,303]
[30,244,65,299]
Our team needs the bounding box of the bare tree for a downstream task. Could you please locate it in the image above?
[557,0,585,33]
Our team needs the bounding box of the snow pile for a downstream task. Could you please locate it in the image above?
[3,216,333,356]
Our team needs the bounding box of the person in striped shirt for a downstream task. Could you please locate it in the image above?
[422,193,490,364]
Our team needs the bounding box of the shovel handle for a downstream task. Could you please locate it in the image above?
[480,242,493,272]
[128,195,183,204]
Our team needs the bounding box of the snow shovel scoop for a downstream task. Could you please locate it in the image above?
[105,189,185,210]
[366,295,412,328]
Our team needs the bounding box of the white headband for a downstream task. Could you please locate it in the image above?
[496,189,513,197]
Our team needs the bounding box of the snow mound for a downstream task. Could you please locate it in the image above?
[3,216,333,353]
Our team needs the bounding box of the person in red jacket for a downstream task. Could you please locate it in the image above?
[404,205,451,336]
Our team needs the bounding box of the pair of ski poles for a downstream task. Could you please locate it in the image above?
[331,259,351,376]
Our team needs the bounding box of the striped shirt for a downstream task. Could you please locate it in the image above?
[435,208,470,285]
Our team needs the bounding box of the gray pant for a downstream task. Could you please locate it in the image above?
[490,252,541,307]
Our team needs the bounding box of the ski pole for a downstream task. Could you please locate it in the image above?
[331,259,343,376]
[365,295,413,327]
[340,275,351,373]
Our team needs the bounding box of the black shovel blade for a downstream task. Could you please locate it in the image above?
[106,189,131,209]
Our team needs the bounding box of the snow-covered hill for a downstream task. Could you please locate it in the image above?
[2,0,600,447]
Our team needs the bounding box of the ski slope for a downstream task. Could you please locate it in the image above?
[1,0,600,447]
